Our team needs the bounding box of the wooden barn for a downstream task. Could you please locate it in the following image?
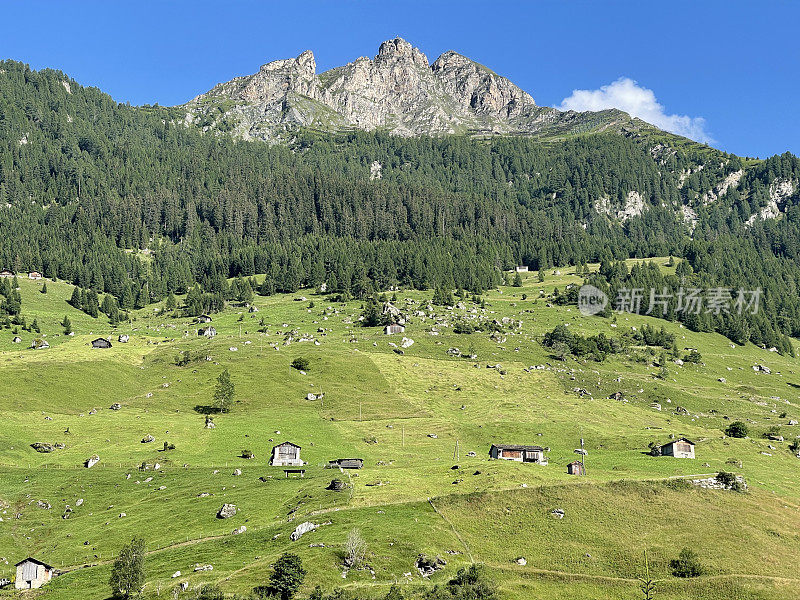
[15,557,54,589]
[270,442,303,466]
[384,324,404,335]
[328,458,363,469]
[0,269,13,278]
[490,444,547,464]
[91,338,112,349]
[196,315,213,324]
[660,438,695,459]
[28,271,42,280]
[567,460,585,475]
[515,266,529,272]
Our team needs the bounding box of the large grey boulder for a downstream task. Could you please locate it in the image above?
[217,504,237,519]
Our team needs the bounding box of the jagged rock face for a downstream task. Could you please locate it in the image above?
[186,37,628,141]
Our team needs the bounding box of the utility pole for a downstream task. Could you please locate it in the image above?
[453,439,460,461]
[402,425,405,447]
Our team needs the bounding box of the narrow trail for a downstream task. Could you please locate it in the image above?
[428,497,474,563]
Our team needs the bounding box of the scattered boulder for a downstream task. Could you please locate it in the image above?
[327,479,346,491]
[30,442,56,453]
[204,416,216,429]
[141,435,155,444]
[109,403,122,410]
[516,557,527,566]
[84,455,100,468]
[232,469,242,476]
[194,564,213,572]
[415,554,446,577]
[290,521,318,541]
[550,508,565,519]
[232,525,247,535]
[217,504,237,519]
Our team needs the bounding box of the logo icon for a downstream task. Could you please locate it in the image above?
[578,284,608,316]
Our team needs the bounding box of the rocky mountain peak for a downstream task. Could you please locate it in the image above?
[375,37,429,68]
[186,38,634,141]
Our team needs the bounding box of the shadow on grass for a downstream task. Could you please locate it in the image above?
[193,405,221,415]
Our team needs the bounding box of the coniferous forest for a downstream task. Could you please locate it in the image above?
[1,59,800,352]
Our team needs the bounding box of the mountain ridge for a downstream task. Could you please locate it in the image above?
[184,37,638,141]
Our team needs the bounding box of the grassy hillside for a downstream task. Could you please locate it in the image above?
[1,262,799,599]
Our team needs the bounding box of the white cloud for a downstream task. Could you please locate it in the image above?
[558,77,713,143]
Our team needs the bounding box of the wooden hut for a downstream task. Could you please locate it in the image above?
[490,444,547,464]
[660,438,695,459]
[15,558,54,589]
[270,442,303,466]
[567,460,585,475]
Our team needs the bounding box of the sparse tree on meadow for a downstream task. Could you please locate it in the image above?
[61,315,72,335]
[267,553,305,600]
[344,528,367,568]
[109,537,145,599]
[213,368,235,413]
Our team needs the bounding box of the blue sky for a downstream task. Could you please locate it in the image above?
[2,0,798,157]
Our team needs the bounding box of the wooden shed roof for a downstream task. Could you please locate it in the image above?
[15,557,54,569]
[491,443,545,452]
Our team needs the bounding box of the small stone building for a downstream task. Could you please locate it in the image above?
[270,442,302,466]
[490,444,547,464]
[567,460,585,475]
[384,324,404,335]
[199,327,217,338]
[91,338,112,349]
[15,558,54,589]
[660,438,695,459]
[30,339,49,350]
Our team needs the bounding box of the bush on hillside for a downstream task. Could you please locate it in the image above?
[669,547,704,578]
[725,421,748,438]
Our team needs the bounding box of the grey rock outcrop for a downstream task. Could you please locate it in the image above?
[185,38,629,142]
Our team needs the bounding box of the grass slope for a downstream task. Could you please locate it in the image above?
[0,262,799,599]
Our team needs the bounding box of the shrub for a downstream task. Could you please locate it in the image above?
[725,421,748,438]
[242,449,254,459]
[266,553,305,600]
[669,547,704,578]
[424,564,498,599]
[344,528,367,568]
[291,357,310,371]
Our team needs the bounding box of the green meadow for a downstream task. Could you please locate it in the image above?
[1,262,799,599]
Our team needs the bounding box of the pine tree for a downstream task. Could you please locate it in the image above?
[40,282,47,294]
[61,315,72,335]
[69,286,82,309]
